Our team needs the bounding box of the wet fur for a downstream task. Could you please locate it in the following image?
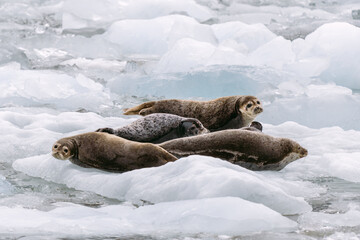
[159,130,307,171]
[52,132,177,172]
[96,113,209,143]
[123,96,263,131]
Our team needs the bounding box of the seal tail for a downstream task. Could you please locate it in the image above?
[123,101,156,115]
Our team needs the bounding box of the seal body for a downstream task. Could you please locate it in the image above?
[52,132,177,172]
[96,113,209,143]
[159,130,307,171]
[123,96,263,131]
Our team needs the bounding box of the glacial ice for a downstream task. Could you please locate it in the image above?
[103,15,216,56]
[0,63,111,112]
[0,197,296,236]
[211,21,276,53]
[2,0,360,238]
[12,154,311,215]
[62,0,212,30]
[295,22,360,89]
[0,175,13,196]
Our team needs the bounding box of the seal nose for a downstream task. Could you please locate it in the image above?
[301,147,308,157]
[255,107,263,114]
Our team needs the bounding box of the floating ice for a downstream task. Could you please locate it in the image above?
[294,22,360,89]
[107,66,278,99]
[0,63,111,112]
[155,38,217,73]
[2,0,360,238]
[259,84,360,130]
[0,197,296,236]
[13,154,310,215]
[249,36,295,70]
[103,15,217,57]
[62,0,212,30]
[212,21,276,53]
[299,208,360,230]
[0,175,13,196]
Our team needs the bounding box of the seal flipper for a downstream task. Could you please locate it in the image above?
[95,127,115,134]
[123,101,156,115]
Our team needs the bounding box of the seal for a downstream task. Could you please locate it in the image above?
[123,95,263,131]
[159,129,307,171]
[96,113,209,143]
[240,121,263,132]
[51,132,177,172]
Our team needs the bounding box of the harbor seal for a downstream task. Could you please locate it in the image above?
[51,132,177,172]
[96,113,209,143]
[123,95,263,131]
[159,130,307,171]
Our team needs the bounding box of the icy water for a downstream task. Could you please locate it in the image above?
[1,0,360,239]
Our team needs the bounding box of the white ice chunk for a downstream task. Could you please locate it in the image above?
[249,36,295,70]
[62,0,212,30]
[155,38,248,73]
[155,38,217,73]
[103,15,217,57]
[0,197,296,236]
[212,21,276,53]
[13,155,311,215]
[284,153,360,183]
[299,209,360,231]
[259,84,360,130]
[0,175,13,196]
[295,22,360,89]
[0,63,111,112]
[62,0,125,30]
[123,0,213,22]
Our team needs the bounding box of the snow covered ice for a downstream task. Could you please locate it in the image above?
[1,0,360,239]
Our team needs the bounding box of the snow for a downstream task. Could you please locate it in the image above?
[1,0,360,238]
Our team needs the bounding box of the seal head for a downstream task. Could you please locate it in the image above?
[52,139,77,160]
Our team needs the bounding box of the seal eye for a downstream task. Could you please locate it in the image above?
[54,144,58,149]
[246,103,253,108]
[257,101,260,104]
[63,148,69,154]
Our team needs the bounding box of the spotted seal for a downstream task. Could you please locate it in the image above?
[123,96,263,131]
[96,113,209,143]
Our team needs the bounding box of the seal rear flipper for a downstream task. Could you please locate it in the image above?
[123,101,156,115]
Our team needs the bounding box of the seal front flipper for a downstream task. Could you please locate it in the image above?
[123,101,156,115]
[95,127,115,134]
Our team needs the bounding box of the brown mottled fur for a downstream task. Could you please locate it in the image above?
[159,130,308,171]
[52,132,177,172]
[123,96,263,131]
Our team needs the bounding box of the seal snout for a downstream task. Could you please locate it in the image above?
[297,146,308,157]
[254,106,263,114]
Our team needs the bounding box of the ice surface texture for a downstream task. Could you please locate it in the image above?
[2,0,360,238]
[0,197,296,237]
